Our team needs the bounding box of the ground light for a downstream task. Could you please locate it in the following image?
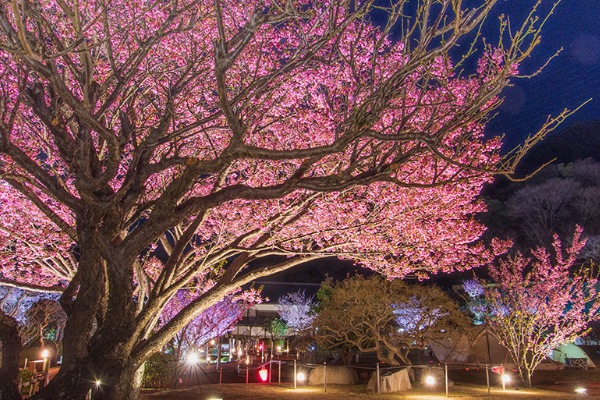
[502,375,511,383]
[297,372,306,381]
[575,388,588,395]
[41,349,49,358]
[258,368,268,382]
[187,353,199,364]
[425,376,435,385]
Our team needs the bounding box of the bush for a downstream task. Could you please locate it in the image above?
[19,369,36,395]
[142,352,175,388]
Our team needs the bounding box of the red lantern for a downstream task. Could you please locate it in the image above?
[258,368,268,382]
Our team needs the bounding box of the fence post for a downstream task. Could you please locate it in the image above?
[324,361,327,393]
[376,363,381,396]
[486,365,490,395]
[269,360,272,383]
[445,364,449,398]
[502,365,506,391]
[294,360,297,390]
[279,361,281,385]
[219,368,222,384]
[246,366,249,384]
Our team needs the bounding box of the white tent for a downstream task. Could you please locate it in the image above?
[429,325,595,370]
[551,343,596,368]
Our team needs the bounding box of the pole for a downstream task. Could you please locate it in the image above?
[445,364,449,398]
[217,338,222,371]
[246,366,249,384]
[278,361,281,385]
[486,365,490,395]
[294,360,297,390]
[502,365,506,391]
[376,363,381,396]
[269,359,272,383]
[324,361,327,393]
[219,368,222,384]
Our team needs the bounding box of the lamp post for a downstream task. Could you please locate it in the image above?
[41,349,50,387]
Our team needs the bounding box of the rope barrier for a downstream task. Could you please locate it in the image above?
[234,358,511,397]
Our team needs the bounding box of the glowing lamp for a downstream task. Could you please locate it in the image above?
[210,339,215,345]
[277,346,281,351]
[425,375,435,385]
[575,388,587,394]
[297,372,305,381]
[187,353,199,364]
[95,380,101,387]
[41,350,49,358]
[502,374,510,383]
[258,368,268,382]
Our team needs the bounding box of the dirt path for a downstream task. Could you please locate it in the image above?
[140,382,598,400]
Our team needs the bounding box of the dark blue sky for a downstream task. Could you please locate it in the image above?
[484,1,600,149]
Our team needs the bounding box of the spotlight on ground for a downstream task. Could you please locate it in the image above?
[575,388,587,395]
[187,353,199,364]
[425,375,435,385]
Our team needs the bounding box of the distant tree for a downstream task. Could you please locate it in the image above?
[478,227,600,387]
[506,178,580,247]
[490,158,600,251]
[21,299,66,348]
[277,290,315,335]
[264,317,289,350]
[309,275,470,365]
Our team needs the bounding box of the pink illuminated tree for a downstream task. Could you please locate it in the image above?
[483,227,600,387]
[0,0,569,398]
[161,288,258,386]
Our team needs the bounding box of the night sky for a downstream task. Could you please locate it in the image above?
[484,1,600,149]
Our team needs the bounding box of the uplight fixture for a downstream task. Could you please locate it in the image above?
[187,353,199,364]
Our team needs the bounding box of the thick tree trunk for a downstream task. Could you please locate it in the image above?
[30,355,144,400]
[0,310,23,400]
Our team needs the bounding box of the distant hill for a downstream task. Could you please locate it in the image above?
[513,121,600,178]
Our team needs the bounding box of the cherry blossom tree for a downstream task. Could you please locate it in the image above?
[482,228,600,387]
[0,0,568,398]
[277,290,315,334]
